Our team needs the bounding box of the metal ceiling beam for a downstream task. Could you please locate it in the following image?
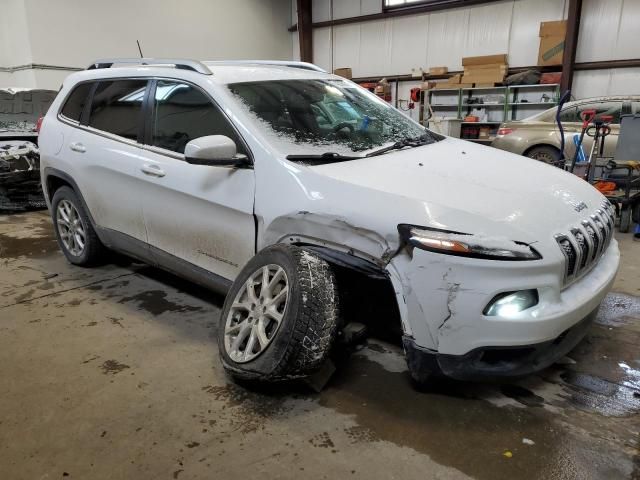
[288,0,502,32]
[296,0,313,63]
[561,0,582,92]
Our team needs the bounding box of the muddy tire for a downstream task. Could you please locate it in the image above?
[51,186,106,266]
[218,244,339,382]
[526,145,561,165]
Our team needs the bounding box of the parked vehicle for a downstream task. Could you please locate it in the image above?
[492,96,640,163]
[0,88,56,211]
[39,58,619,385]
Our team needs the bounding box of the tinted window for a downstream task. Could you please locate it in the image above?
[61,83,93,122]
[633,102,640,114]
[88,80,147,140]
[560,106,578,122]
[151,80,245,154]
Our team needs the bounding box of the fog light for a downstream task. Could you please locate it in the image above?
[483,290,538,317]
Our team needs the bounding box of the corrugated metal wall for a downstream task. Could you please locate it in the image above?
[573,0,640,98]
[292,0,640,103]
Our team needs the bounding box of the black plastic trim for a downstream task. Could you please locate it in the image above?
[403,307,597,381]
[95,226,232,294]
[299,244,388,279]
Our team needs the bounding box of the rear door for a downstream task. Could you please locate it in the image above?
[138,79,256,281]
[64,79,150,244]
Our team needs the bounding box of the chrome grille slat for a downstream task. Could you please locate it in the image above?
[555,203,614,286]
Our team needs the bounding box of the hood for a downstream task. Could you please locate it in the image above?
[309,137,606,243]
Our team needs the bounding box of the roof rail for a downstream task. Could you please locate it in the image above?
[204,60,327,73]
[87,58,212,75]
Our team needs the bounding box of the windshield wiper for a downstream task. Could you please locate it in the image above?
[286,152,363,164]
[365,133,434,158]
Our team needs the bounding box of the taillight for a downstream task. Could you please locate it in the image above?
[497,128,513,136]
[36,116,44,134]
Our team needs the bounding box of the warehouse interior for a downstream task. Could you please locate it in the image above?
[1,0,639,479]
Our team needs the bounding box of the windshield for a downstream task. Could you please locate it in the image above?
[227,79,440,157]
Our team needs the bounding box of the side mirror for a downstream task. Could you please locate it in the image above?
[184,135,250,168]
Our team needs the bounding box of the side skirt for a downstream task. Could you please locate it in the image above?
[96,226,232,295]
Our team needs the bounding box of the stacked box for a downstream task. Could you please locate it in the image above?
[433,73,473,90]
[461,54,508,85]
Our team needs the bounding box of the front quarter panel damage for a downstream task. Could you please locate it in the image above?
[263,211,399,266]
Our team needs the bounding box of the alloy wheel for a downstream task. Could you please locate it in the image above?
[224,264,289,363]
[56,199,86,256]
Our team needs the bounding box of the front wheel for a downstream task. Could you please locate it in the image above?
[218,244,339,382]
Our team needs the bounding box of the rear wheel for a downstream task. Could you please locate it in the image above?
[525,145,562,165]
[51,186,106,266]
[219,244,339,382]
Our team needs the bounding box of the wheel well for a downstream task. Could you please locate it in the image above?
[45,175,72,200]
[522,143,561,158]
[297,244,403,344]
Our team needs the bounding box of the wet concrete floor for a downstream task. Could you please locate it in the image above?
[0,211,639,479]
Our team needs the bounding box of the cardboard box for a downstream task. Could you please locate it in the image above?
[462,54,508,67]
[540,20,566,38]
[538,20,566,66]
[333,67,352,79]
[429,66,448,75]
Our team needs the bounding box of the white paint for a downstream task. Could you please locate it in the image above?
[573,69,640,99]
[0,0,292,89]
[40,64,620,376]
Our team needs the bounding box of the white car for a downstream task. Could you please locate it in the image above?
[39,58,619,384]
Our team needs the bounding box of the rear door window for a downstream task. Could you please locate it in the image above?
[87,79,148,140]
[560,106,578,122]
[150,80,245,155]
[60,82,93,122]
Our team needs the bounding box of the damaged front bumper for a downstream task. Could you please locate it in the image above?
[388,239,619,380]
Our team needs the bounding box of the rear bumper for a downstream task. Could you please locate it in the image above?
[403,305,597,381]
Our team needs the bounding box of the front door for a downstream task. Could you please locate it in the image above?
[139,79,256,281]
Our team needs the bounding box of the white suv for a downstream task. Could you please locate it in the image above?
[39,58,620,384]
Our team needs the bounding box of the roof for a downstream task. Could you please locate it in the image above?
[202,62,333,83]
[77,58,333,85]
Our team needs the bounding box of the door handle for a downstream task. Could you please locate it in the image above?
[140,164,166,177]
[69,142,86,153]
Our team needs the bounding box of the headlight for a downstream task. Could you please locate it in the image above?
[398,224,541,261]
[484,290,539,316]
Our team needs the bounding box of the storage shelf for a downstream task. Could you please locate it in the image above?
[509,102,555,106]
[461,86,506,91]
[423,83,560,141]
[463,103,505,107]
[510,83,559,88]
